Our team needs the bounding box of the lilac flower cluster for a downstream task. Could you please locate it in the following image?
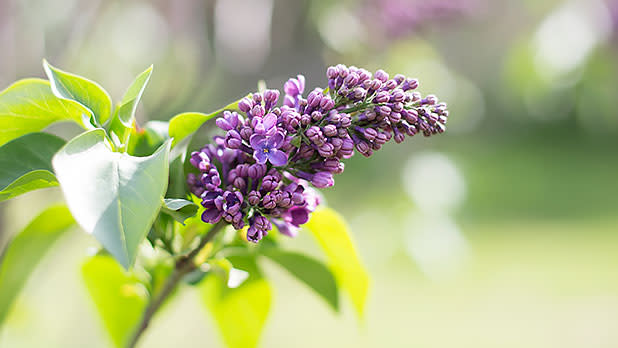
[188,64,448,242]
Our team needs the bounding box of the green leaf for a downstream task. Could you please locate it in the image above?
[168,97,244,147]
[43,60,113,124]
[52,129,171,269]
[0,205,75,325]
[109,66,154,147]
[116,65,153,127]
[161,198,198,225]
[305,207,370,319]
[201,255,271,348]
[82,255,148,348]
[127,120,169,157]
[262,249,339,311]
[0,78,91,146]
[168,112,212,148]
[0,132,65,201]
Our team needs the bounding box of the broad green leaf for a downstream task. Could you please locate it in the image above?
[168,112,212,148]
[43,60,113,124]
[0,78,91,146]
[109,66,154,146]
[82,255,148,348]
[263,249,339,311]
[168,97,244,147]
[0,132,65,201]
[161,198,198,225]
[305,207,370,318]
[52,129,171,269]
[201,255,271,348]
[0,205,75,325]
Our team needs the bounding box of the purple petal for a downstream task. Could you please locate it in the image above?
[268,149,288,166]
[202,208,222,223]
[254,150,268,164]
[267,132,284,148]
[289,207,310,227]
[263,113,277,130]
[250,134,266,149]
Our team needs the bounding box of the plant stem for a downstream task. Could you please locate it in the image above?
[126,221,225,348]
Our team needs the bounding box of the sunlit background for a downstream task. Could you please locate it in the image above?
[1,0,618,347]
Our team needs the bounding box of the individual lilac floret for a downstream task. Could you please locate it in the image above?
[250,132,288,166]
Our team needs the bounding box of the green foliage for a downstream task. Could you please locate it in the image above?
[201,255,272,348]
[0,205,75,326]
[43,60,113,125]
[168,97,244,147]
[52,129,171,269]
[161,198,198,225]
[168,112,212,147]
[0,78,91,146]
[305,207,370,318]
[127,120,169,157]
[82,255,148,348]
[109,66,154,146]
[0,133,65,201]
[263,249,339,311]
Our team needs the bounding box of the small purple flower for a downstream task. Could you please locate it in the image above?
[250,132,288,166]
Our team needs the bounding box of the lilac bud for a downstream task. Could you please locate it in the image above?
[239,98,252,112]
[375,91,390,104]
[311,111,324,122]
[261,175,279,192]
[388,112,401,123]
[240,126,253,141]
[224,130,242,149]
[301,114,312,126]
[375,69,389,82]
[233,177,246,190]
[327,66,338,79]
[320,97,335,111]
[251,105,265,117]
[307,91,322,108]
[311,172,334,188]
[253,93,263,104]
[262,193,277,209]
[248,190,261,205]
[323,124,337,137]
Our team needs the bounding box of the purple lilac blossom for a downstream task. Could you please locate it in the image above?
[189,64,449,242]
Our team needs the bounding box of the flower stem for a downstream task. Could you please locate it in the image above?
[126,221,225,348]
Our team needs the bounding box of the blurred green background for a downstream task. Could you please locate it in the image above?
[1,0,618,347]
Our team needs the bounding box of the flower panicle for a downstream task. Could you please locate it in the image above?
[189,64,448,242]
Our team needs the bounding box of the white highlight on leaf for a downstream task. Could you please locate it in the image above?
[227,268,249,289]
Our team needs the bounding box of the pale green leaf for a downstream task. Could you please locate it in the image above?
[52,129,171,269]
[82,255,148,348]
[109,66,154,147]
[161,198,198,225]
[263,249,339,311]
[0,78,91,146]
[201,255,271,348]
[0,205,75,325]
[43,60,113,124]
[168,112,212,148]
[0,132,65,201]
[116,65,153,127]
[305,207,370,318]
